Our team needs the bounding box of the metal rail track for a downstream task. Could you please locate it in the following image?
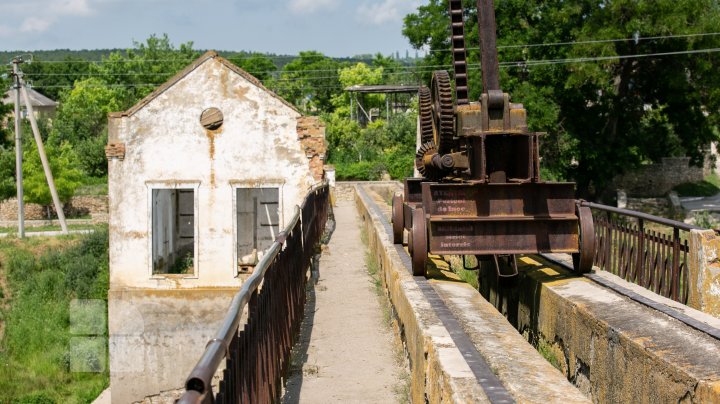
[357,185,515,404]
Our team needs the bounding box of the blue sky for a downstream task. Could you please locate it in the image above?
[0,0,423,57]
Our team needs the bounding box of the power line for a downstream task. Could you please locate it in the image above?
[25,45,720,88]
[430,31,720,53]
[12,31,720,65]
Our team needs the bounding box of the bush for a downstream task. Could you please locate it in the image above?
[672,174,720,197]
[335,161,387,181]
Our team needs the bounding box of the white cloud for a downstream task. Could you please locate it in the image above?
[52,0,93,16]
[2,0,95,36]
[357,0,420,25]
[289,0,338,14]
[20,17,53,33]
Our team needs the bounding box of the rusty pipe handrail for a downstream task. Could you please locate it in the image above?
[178,181,328,402]
[579,200,702,232]
[181,207,300,398]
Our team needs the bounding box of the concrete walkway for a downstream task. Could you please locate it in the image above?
[680,193,720,211]
[282,200,403,403]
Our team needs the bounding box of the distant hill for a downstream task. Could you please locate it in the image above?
[0,49,126,64]
[0,48,377,69]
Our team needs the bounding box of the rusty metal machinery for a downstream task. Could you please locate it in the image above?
[392,0,595,277]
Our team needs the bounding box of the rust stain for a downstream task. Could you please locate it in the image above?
[205,127,223,187]
[123,231,147,239]
[205,127,223,159]
[206,131,216,159]
[234,86,249,100]
[220,66,230,99]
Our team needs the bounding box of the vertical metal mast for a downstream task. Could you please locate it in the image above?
[476,0,502,93]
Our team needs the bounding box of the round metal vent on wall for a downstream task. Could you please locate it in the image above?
[200,107,224,130]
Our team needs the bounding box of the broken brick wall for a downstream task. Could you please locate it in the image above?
[297,116,327,181]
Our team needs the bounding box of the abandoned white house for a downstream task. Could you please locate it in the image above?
[105,51,326,402]
[1,86,58,122]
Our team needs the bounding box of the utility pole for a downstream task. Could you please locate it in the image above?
[18,75,68,234]
[12,57,25,238]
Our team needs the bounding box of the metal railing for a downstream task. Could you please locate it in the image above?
[178,183,329,404]
[581,201,701,304]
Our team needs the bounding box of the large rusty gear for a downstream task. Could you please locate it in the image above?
[430,70,456,154]
[415,141,445,181]
[418,86,434,144]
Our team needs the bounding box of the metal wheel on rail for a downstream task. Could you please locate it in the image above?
[572,204,596,274]
[391,193,404,244]
[411,207,428,276]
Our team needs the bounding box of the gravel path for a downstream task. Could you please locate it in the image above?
[282,200,403,403]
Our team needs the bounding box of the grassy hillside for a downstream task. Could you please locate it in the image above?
[0,228,109,403]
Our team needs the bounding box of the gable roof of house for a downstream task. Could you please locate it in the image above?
[2,86,58,108]
[109,50,300,118]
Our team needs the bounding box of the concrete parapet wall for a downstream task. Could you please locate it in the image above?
[355,185,486,402]
[478,258,720,403]
[354,183,588,403]
[689,229,720,317]
[108,288,237,404]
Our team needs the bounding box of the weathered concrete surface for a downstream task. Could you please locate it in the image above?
[282,201,403,402]
[108,288,237,404]
[432,279,588,403]
[688,229,720,317]
[355,183,588,403]
[478,256,720,403]
[356,185,488,403]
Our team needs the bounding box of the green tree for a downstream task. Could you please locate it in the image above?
[0,147,15,200]
[228,53,277,82]
[403,0,720,199]
[49,78,123,176]
[22,56,91,101]
[276,51,342,113]
[23,142,83,216]
[331,62,385,117]
[90,33,199,104]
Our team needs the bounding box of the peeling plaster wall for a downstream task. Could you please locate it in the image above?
[107,56,316,402]
[108,58,313,290]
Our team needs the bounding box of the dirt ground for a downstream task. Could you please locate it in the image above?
[282,200,407,403]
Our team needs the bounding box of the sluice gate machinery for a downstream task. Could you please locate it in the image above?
[392,0,595,277]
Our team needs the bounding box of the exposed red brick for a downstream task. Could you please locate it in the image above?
[106,143,126,161]
[297,117,327,180]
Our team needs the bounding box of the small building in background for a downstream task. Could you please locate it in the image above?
[106,50,325,403]
[1,86,59,122]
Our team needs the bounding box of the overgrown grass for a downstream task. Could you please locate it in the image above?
[74,177,108,196]
[672,173,720,197]
[361,227,410,403]
[446,255,479,289]
[0,227,109,403]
